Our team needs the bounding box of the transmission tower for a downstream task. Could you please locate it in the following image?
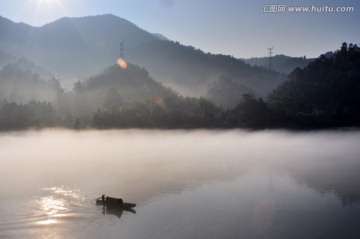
[267,47,274,70]
[120,41,125,58]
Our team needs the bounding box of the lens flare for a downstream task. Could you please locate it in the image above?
[117,58,127,69]
[154,96,165,106]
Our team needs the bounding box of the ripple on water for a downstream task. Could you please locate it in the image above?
[0,186,91,238]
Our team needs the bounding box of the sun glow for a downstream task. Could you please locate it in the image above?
[30,0,66,26]
[26,0,69,26]
[38,0,59,4]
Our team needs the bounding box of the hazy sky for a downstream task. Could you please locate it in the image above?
[0,0,359,58]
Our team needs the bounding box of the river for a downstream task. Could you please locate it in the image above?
[1,129,360,239]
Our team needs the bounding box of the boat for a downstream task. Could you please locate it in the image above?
[95,196,136,209]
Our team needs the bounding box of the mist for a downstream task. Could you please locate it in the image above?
[1,129,360,238]
[1,129,360,203]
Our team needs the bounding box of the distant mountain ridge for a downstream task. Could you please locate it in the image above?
[152,33,170,41]
[0,14,285,104]
[0,14,157,76]
[243,54,314,74]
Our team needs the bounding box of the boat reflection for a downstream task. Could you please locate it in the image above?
[100,205,136,219]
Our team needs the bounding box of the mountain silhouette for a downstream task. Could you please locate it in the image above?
[0,14,285,102]
[58,63,179,116]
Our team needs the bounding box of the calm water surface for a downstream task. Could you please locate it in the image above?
[0,129,360,239]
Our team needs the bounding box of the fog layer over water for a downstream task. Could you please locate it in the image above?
[1,129,360,239]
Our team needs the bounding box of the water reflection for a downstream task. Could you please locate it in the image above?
[36,218,58,225]
[100,205,136,219]
[251,199,276,234]
[287,158,360,205]
[35,186,84,226]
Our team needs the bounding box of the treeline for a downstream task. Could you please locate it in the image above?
[0,100,56,130]
[0,96,225,130]
[93,97,223,129]
[0,95,281,130]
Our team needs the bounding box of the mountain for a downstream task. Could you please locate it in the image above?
[2,41,359,130]
[244,54,314,74]
[82,63,178,103]
[0,63,62,103]
[0,14,158,78]
[58,63,179,116]
[129,40,285,98]
[205,75,255,108]
[13,57,54,79]
[268,43,360,126]
[0,14,285,102]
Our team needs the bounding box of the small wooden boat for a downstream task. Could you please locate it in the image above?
[96,196,136,209]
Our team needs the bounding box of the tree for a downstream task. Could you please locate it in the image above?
[104,88,124,109]
[229,94,269,127]
[73,81,85,93]
[340,42,348,53]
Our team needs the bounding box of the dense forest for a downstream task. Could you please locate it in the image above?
[0,43,359,130]
[268,42,360,128]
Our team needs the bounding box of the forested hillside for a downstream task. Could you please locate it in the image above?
[1,42,359,130]
[268,42,360,127]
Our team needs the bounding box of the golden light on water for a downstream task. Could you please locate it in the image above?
[40,196,66,216]
[37,218,58,225]
[35,186,84,226]
[117,58,127,69]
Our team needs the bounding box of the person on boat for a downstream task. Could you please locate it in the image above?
[105,196,123,204]
[101,194,105,202]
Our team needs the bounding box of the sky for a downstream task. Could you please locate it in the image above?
[0,0,359,58]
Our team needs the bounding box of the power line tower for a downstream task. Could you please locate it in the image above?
[120,41,125,58]
[267,47,274,70]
